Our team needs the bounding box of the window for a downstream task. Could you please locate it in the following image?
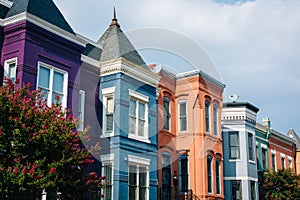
[102,87,115,136]
[101,154,114,200]
[4,58,17,83]
[248,133,254,161]
[37,62,68,107]
[78,90,85,131]
[262,149,267,169]
[207,156,213,193]
[288,157,293,169]
[250,181,256,200]
[163,97,170,130]
[161,153,172,200]
[281,155,285,169]
[103,164,113,200]
[178,101,187,132]
[231,180,242,200]
[179,156,189,193]
[216,159,221,195]
[129,90,149,141]
[271,152,276,172]
[213,105,218,135]
[128,155,150,200]
[229,132,240,159]
[205,101,210,133]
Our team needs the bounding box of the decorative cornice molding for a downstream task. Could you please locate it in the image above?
[100,58,160,88]
[81,55,100,68]
[0,0,13,8]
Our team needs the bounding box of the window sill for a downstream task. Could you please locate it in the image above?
[229,159,242,162]
[249,160,256,164]
[128,134,150,143]
[101,132,114,138]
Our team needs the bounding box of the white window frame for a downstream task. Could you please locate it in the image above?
[78,90,85,131]
[36,62,68,107]
[271,149,277,172]
[102,87,115,137]
[128,89,149,143]
[207,155,213,194]
[178,100,188,132]
[213,104,219,136]
[128,155,150,200]
[280,153,286,169]
[248,133,255,162]
[4,57,17,83]
[101,154,114,200]
[288,156,293,169]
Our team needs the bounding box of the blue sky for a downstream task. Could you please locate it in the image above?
[54,0,300,135]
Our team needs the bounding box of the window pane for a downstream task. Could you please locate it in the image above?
[138,119,145,136]
[129,116,136,134]
[180,103,186,117]
[129,99,136,116]
[138,102,145,119]
[53,71,64,93]
[231,181,242,200]
[38,66,50,88]
[106,114,113,132]
[205,101,210,132]
[129,165,137,200]
[180,158,188,192]
[106,97,114,113]
[216,159,221,194]
[213,105,218,135]
[104,164,113,200]
[230,133,238,146]
[207,156,212,193]
[8,63,16,81]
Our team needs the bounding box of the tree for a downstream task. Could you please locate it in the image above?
[263,168,300,200]
[0,79,104,199]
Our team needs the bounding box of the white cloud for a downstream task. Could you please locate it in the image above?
[53,0,300,134]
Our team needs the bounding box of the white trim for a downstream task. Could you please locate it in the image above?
[128,92,149,142]
[78,90,85,131]
[261,144,267,149]
[270,142,293,153]
[3,13,86,47]
[280,153,286,158]
[102,87,115,137]
[81,55,101,68]
[256,141,258,146]
[101,154,114,200]
[101,154,115,162]
[288,156,292,161]
[0,0,13,8]
[128,155,151,166]
[37,61,68,108]
[129,89,149,102]
[4,57,17,82]
[229,159,242,162]
[271,149,276,154]
[224,177,258,181]
[178,100,188,133]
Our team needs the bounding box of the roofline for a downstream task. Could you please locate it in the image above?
[223,102,259,113]
[0,0,13,8]
[0,12,87,47]
[271,128,296,143]
[176,69,226,89]
[76,33,103,49]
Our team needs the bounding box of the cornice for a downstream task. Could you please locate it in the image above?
[100,58,161,88]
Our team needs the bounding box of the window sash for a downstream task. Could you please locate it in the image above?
[231,181,242,200]
[216,159,221,194]
[262,149,267,169]
[128,164,148,200]
[4,58,17,83]
[281,157,285,169]
[180,157,189,193]
[163,99,170,130]
[248,134,254,161]
[106,97,114,132]
[213,105,218,135]
[37,64,67,107]
[250,181,256,200]
[129,98,147,137]
[78,90,85,131]
[179,102,187,132]
[207,156,213,193]
[205,101,210,132]
[229,132,240,159]
[103,164,113,200]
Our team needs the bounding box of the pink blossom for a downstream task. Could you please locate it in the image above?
[49,167,55,173]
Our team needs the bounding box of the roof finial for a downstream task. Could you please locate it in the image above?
[110,7,120,27]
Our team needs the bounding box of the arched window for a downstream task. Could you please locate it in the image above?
[207,155,213,193]
[205,100,210,133]
[216,158,221,195]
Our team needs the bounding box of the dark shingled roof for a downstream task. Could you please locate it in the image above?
[0,4,10,19]
[83,43,102,61]
[97,16,147,67]
[5,0,74,34]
